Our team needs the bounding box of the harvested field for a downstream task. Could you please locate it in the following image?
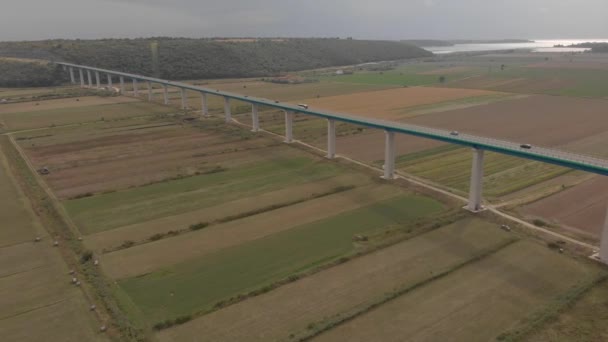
[521,176,608,238]
[404,95,608,147]
[526,61,608,71]
[101,184,401,279]
[117,193,444,323]
[524,278,608,341]
[85,173,371,253]
[0,96,137,115]
[157,218,513,342]
[0,150,42,246]
[301,87,501,120]
[315,240,603,342]
[0,100,176,131]
[22,123,275,199]
[0,146,104,341]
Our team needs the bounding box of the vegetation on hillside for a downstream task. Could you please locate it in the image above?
[0,38,432,87]
[0,59,63,87]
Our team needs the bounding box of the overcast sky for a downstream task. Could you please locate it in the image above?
[2,0,607,41]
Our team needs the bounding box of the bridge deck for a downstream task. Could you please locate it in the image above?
[57,62,608,176]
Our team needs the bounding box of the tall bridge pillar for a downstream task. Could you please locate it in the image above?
[119,77,125,94]
[79,69,84,88]
[69,67,75,84]
[599,207,608,263]
[180,88,187,109]
[466,148,485,212]
[200,92,208,116]
[147,82,153,101]
[223,97,232,122]
[107,74,112,88]
[383,130,395,179]
[87,70,92,88]
[327,119,336,159]
[163,85,169,105]
[132,79,139,96]
[95,71,100,88]
[251,103,259,132]
[284,111,294,143]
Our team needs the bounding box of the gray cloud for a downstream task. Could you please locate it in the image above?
[1,0,607,41]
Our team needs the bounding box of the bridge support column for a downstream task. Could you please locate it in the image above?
[163,85,169,105]
[133,79,138,97]
[95,71,100,88]
[599,205,608,264]
[79,69,84,88]
[224,97,232,122]
[87,70,92,88]
[107,74,112,88]
[284,111,294,143]
[251,103,259,131]
[147,82,153,101]
[466,148,485,212]
[383,130,395,179]
[69,67,75,84]
[119,77,125,94]
[200,93,208,117]
[327,119,336,159]
[180,88,187,109]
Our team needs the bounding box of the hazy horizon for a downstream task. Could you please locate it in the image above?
[2,0,607,42]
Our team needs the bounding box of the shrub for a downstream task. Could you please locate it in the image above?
[121,240,135,249]
[80,250,93,263]
[533,219,547,227]
[149,233,164,241]
[189,222,209,231]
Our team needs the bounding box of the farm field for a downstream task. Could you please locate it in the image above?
[314,240,604,342]
[1,98,176,131]
[5,51,608,341]
[157,218,515,341]
[0,139,105,341]
[521,176,608,238]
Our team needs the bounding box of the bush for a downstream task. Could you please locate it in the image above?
[189,222,209,231]
[149,233,164,241]
[80,250,93,263]
[121,240,135,249]
[533,219,547,227]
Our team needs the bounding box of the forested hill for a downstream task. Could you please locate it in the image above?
[0,38,432,87]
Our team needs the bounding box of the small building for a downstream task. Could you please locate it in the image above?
[0,99,7,104]
[335,70,344,75]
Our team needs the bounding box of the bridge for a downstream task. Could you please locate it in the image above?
[57,62,608,263]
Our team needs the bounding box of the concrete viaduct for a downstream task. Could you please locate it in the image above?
[59,62,608,263]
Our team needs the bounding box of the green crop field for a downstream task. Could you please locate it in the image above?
[118,194,444,324]
[393,145,572,199]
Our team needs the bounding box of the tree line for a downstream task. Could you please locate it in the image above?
[0,38,432,87]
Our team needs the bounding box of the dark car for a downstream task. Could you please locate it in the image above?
[520,144,532,149]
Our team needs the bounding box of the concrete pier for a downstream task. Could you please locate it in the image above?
[87,70,92,88]
[119,77,125,94]
[327,119,336,159]
[95,71,100,88]
[466,148,485,212]
[224,97,232,122]
[107,74,112,88]
[147,81,153,101]
[180,88,187,109]
[163,85,169,105]
[200,92,208,117]
[600,209,608,263]
[79,69,84,88]
[383,130,395,179]
[69,67,75,84]
[133,79,138,96]
[284,111,294,143]
[251,103,259,132]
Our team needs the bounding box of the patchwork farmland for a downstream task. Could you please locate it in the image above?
[3,51,608,341]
